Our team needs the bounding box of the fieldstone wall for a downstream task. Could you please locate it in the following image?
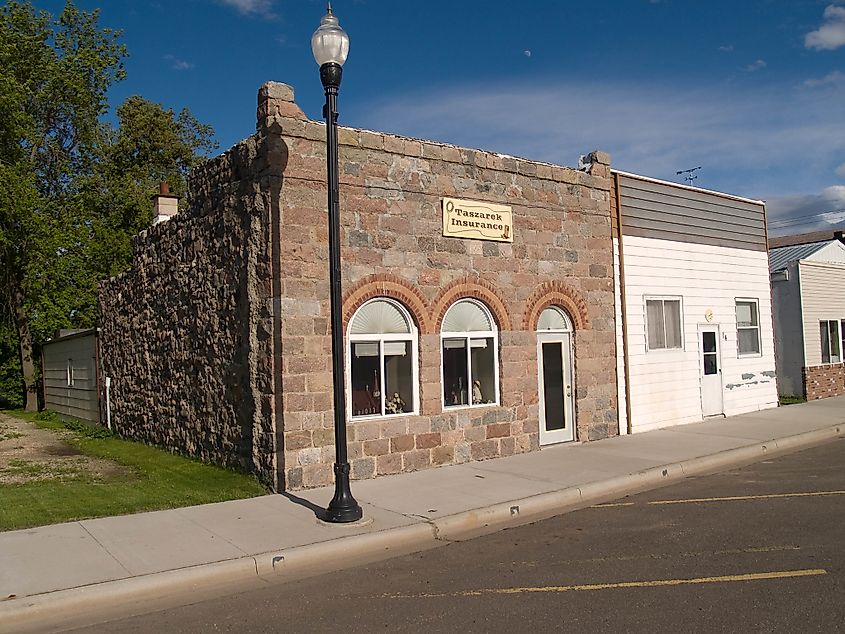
[98,91,288,489]
[803,363,845,400]
[271,85,618,489]
[98,81,619,491]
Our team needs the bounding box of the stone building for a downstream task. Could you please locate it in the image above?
[98,82,618,491]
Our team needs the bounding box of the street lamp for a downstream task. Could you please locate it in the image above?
[312,4,362,523]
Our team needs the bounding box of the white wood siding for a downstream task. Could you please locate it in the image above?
[799,261,845,367]
[613,238,628,434]
[622,235,778,432]
[42,334,99,423]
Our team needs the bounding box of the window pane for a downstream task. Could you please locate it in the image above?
[703,353,717,375]
[350,300,410,335]
[736,301,756,327]
[830,321,841,363]
[384,350,413,414]
[738,328,760,355]
[821,321,831,363]
[351,344,381,417]
[470,337,495,405]
[664,300,682,348]
[646,300,666,349]
[442,301,492,332]
[443,338,468,406]
[541,342,565,431]
[841,320,845,363]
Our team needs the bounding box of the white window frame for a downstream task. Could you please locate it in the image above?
[820,319,844,365]
[346,298,419,420]
[644,296,684,352]
[66,359,74,387]
[440,298,500,410]
[735,297,762,358]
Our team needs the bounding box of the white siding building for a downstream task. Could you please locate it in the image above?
[613,172,778,434]
[769,236,845,399]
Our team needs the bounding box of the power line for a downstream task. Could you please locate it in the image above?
[768,208,845,228]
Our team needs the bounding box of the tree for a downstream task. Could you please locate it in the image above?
[83,95,218,280]
[0,1,126,410]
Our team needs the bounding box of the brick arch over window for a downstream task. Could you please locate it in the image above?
[342,274,431,334]
[523,281,590,331]
[432,277,512,332]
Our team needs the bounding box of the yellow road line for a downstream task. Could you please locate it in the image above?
[384,569,827,599]
[648,490,845,505]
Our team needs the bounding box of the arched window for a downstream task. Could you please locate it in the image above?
[348,299,418,418]
[537,306,573,332]
[441,299,499,408]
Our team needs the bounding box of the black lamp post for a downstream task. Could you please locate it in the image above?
[312,4,362,523]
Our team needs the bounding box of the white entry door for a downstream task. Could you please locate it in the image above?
[699,326,724,417]
[537,333,575,445]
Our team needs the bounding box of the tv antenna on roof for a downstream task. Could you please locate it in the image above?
[676,166,702,186]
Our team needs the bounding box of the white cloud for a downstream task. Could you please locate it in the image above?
[718,44,734,52]
[805,4,845,50]
[524,50,532,58]
[745,59,767,72]
[836,163,845,177]
[352,77,844,210]
[768,186,845,235]
[216,0,276,18]
[163,54,194,71]
[804,70,845,88]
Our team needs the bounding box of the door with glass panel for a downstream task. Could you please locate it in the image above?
[537,307,575,445]
[698,325,724,417]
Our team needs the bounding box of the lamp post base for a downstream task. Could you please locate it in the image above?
[324,462,363,523]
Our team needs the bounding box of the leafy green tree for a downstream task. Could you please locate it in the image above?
[0,1,125,410]
[84,96,218,280]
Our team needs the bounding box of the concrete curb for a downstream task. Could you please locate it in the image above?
[430,423,844,541]
[2,423,842,632]
[0,522,438,633]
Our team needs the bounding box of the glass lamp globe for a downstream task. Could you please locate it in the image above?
[311,7,349,67]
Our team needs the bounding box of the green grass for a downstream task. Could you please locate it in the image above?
[779,395,806,406]
[0,410,268,531]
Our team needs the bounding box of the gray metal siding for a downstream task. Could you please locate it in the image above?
[618,175,767,251]
[42,333,99,423]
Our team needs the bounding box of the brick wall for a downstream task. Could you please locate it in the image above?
[269,84,619,488]
[98,81,619,491]
[803,363,845,400]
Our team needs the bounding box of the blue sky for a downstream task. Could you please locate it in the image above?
[33,0,845,235]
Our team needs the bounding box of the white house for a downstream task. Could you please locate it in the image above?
[612,171,778,434]
[768,231,845,400]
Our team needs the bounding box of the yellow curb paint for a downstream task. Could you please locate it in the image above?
[384,569,827,599]
[648,490,845,505]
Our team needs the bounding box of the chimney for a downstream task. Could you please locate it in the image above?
[152,181,179,224]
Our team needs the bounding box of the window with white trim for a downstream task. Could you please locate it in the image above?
[645,297,682,351]
[441,299,499,408]
[348,299,417,418]
[820,319,843,364]
[736,299,761,356]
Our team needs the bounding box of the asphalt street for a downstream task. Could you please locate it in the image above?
[75,438,845,633]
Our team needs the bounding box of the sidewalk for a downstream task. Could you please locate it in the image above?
[2,397,843,631]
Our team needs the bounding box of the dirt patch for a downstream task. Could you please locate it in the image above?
[0,413,131,484]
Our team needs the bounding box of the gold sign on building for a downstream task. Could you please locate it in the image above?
[442,197,513,243]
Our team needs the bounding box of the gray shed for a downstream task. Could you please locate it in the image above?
[41,329,101,423]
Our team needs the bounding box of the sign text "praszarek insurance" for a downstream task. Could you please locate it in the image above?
[441,198,513,243]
